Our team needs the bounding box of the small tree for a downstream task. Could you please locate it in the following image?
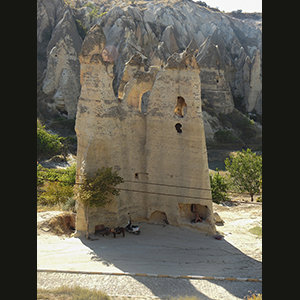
[209,168,229,203]
[77,167,124,239]
[225,149,262,201]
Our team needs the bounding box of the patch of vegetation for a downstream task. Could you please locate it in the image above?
[37,163,76,207]
[37,286,111,300]
[37,121,64,158]
[249,226,262,237]
[209,168,229,203]
[218,110,257,140]
[74,18,87,40]
[245,294,262,300]
[76,167,124,238]
[214,130,238,144]
[84,3,100,22]
[48,117,76,136]
[225,148,262,202]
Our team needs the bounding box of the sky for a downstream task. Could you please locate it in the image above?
[202,0,262,12]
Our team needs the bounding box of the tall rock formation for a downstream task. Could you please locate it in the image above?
[75,25,215,237]
[37,0,82,118]
[37,0,262,146]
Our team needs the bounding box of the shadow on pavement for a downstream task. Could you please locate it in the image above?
[80,222,262,299]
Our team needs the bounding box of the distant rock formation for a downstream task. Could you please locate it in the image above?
[37,0,261,147]
[74,25,215,236]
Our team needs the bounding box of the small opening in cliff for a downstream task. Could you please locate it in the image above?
[141,91,151,114]
[178,204,211,223]
[175,123,182,133]
[174,96,187,118]
[149,211,168,224]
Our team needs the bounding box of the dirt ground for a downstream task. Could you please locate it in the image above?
[37,201,261,299]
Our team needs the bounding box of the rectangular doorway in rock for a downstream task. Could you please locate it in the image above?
[178,203,211,223]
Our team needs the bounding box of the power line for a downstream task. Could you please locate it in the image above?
[37,177,213,202]
[123,179,211,192]
[37,172,257,196]
[115,187,213,202]
[37,177,261,204]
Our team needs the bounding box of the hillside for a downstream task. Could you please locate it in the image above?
[37,0,262,149]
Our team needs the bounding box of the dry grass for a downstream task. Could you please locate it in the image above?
[37,286,110,300]
[37,204,64,212]
[48,212,76,236]
[245,293,262,299]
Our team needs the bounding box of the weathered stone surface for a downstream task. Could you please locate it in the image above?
[74,26,215,237]
[38,0,262,146]
[39,2,82,118]
[42,34,81,118]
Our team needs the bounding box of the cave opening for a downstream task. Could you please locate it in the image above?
[175,123,182,133]
[174,96,187,118]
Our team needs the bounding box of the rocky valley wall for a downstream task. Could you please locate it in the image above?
[37,0,262,148]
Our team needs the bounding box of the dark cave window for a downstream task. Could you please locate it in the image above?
[175,123,182,133]
[174,96,187,118]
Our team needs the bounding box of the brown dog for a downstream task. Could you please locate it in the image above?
[111,227,125,238]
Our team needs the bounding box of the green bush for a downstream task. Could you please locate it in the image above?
[209,168,229,203]
[37,163,76,206]
[225,149,262,201]
[62,196,77,212]
[214,130,238,143]
[37,122,63,157]
[38,181,74,206]
[37,163,76,186]
[74,18,87,39]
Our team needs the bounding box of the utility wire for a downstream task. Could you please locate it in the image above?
[37,177,261,204]
[123,179,211,192]
[37,172,257,196]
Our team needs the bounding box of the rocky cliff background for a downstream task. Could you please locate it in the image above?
[37,0,262,149]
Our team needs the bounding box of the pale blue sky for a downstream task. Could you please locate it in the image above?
[201,0,262,12]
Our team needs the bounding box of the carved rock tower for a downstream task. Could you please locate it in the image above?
[75,25,215,236]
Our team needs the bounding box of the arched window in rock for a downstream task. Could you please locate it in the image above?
[174,96,187,118]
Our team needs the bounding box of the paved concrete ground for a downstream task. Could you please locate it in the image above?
[37,203,262,299]
[37,222,261,279]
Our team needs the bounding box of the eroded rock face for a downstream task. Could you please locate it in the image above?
[38,1,82,118]
[38,0,261,146]
[74,27,215,237]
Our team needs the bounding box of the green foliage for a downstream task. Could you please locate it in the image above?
[210,168,229,203]
[37,122,63,157]
[37,164,76,206]
[38,181,74,206]
[77,167,124,208]
[218,110,256,140]
[249,226,262,237]
[225,149,262,201]
[84,3,100,21]
[37,163,76,186]
[62,196,77,212]
[214,130,238,144]
[77,167,124,238]
[74,18,87,39]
